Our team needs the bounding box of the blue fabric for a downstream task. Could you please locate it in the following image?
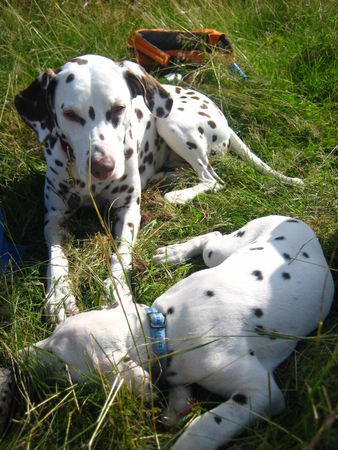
[228,62,248,80]
[0,210,24,272]
[147,306,168,358]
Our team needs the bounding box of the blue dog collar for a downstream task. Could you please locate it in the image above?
[147,307,168,358]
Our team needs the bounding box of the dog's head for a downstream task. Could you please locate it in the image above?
[15,55,173,182]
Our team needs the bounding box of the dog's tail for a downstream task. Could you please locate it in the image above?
[229,128,304,186]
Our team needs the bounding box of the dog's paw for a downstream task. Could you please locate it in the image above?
[102,278,133,307]
[164,189,190,205]
[0,368,15,435]
[153,244,187,265]
[45,284,79,322]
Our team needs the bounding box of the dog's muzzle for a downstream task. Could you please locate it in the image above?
[90,147,116,180]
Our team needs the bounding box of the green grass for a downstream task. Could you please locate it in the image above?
[0,0,337,448]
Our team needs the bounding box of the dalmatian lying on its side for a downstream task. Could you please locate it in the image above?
[15,55,303,322]
[0,215,334,448]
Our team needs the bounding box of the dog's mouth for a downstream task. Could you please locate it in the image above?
[91,167,115,181]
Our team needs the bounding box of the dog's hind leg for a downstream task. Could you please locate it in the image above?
[172,366,285,450]
[153,232,222,265]
[156,120,224,204]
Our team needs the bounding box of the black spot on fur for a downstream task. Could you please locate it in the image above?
[198,127,204,134]
[50,167,58,175]
[167,371,177,376]
[58,183,69,194]
[200,103,208,110]
[166,98,173,111]
[55,159,64,167]
[253,308,263,318]
[249,350,255,356]
[205,290,215,297]
[139,165,146,173]
[302,252,309,258]
[67,193,80,210]
[198,112,211,118]
[212,135,217,142]
[175,87,181,94]
[232,394,247,405]
[274,236,285,240]
[136,196,140,204]
[119,184,128,192]
[167,307,174,314]
[135,108,143,120]
[214,415,222,424]
[146,120,151,129]
[286,219,299,223]
[235,230,245,237]
[88,106,95,120]
[156,107,165,117]
[250,247,264,251]
[178,107,184,111]
[128,186,134,193]
[187,141,197,150]
[145,152,153,165]
[252,270,263,281]
[125,148,133,159]
[283,253,291,260]
[70,57,88,65]
[191,96,200,100]
[99,134,105,140]
[208,251,213,258]
[208,120,217,129]
[66,74,75,83]
[282,272,291,279]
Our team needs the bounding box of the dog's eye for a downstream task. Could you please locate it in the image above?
[106,104,125,125]
[110,105,125,115]
[63,110,86,125]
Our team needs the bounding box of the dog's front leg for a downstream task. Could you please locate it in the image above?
[44,216,79,322]
[104,201,141,305]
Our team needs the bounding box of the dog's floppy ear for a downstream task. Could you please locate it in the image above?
[121,60,173,118]
[14,68,59,143]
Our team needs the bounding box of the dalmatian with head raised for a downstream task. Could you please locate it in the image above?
[15,55,303,322]
[0,215,333,447]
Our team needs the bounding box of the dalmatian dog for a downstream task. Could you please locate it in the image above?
[15,55,303,322]
[0,216,333,447]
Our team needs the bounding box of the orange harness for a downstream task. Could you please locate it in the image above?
[128,28,236,70]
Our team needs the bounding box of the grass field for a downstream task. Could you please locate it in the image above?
[0,0,337,448]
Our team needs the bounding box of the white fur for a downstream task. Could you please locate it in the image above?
[15,55,303,321]
[0,215,333,447]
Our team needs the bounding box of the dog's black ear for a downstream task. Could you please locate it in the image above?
[121,61,173,118]
[14,68,59,143]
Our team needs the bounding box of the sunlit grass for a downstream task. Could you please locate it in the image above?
[0,0,337,448]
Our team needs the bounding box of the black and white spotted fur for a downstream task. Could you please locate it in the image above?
[15,55,303,321]
[0,216,333,447]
